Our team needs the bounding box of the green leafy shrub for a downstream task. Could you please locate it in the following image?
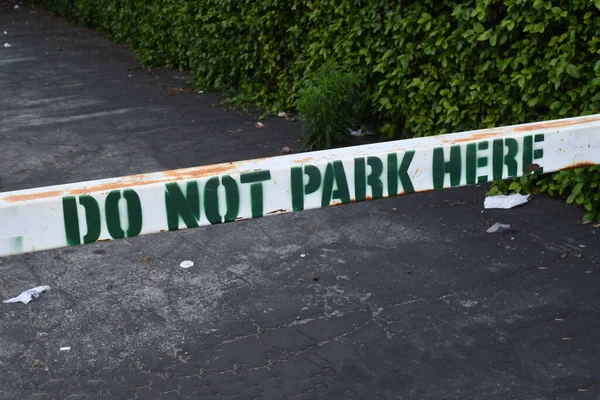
[31,0,600,220]
[296,61,364,150]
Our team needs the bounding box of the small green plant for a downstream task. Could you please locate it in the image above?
[296,61,364,151]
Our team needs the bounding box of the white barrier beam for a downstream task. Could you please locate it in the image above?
[1,115,599,257]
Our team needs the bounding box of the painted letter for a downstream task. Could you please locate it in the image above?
[522,134,545,175]
[105,189,143,238]
[204,175,240,224]
[492,138,519,180]
[322,161,351,207]
[62,195,101,245]
[433,146,461,189]
[466,141,490,184]
[355,157,384,201]
[165,181,200,231]
[291,165,321,211]
[387,151,415,195]
[240,170,272,218]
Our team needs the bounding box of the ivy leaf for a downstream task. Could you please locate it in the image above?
[508,181,521,191]
[566,64,580,79]
[477,30,492,41]
[583,212,596,223]
[490,34,497,46]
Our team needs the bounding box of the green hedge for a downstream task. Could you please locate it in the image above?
[32,0,600,221]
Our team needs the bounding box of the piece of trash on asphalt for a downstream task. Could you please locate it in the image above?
[300,253,306,258]
[255,122,265,129]
[179,260,194,269]
[277,111,287,117]
[3,285,50,304]
[347,128,364,137]
[197,90,204,94]
[3,43,11,48]
[484,194,529,209]
[60,347,71,351]
[347,127,376,137]
[313,276,319,281]
[280,146,293,154]
[14,4,20,9]
[486,222,515,234]
[3,31,7,35]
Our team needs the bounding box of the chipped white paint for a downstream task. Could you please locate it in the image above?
[0,115,599,257]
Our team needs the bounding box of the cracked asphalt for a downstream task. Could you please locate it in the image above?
[1,3,599,400]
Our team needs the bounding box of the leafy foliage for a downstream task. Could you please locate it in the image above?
[32,0,600,220]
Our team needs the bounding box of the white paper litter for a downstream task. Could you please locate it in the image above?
[3,43,11,48]
[60,346,71,351]
[277,111,287,117]
[14,5,20,9]
[3,285,50,304]
[180,260,194,269]
[3,31,7,35]
[484,194,529,209]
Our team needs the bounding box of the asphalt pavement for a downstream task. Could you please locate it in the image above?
[1,4,599,400]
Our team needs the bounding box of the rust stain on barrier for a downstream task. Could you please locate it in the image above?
[443,116,600,145]
[526,163,541,173]
[513,116,600,132]
[3,189,65,203]
[293,157,314,164]
[1,162,237,203]
[443,131,503,144]
[162,163,236,180]
[568,162,597,169]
